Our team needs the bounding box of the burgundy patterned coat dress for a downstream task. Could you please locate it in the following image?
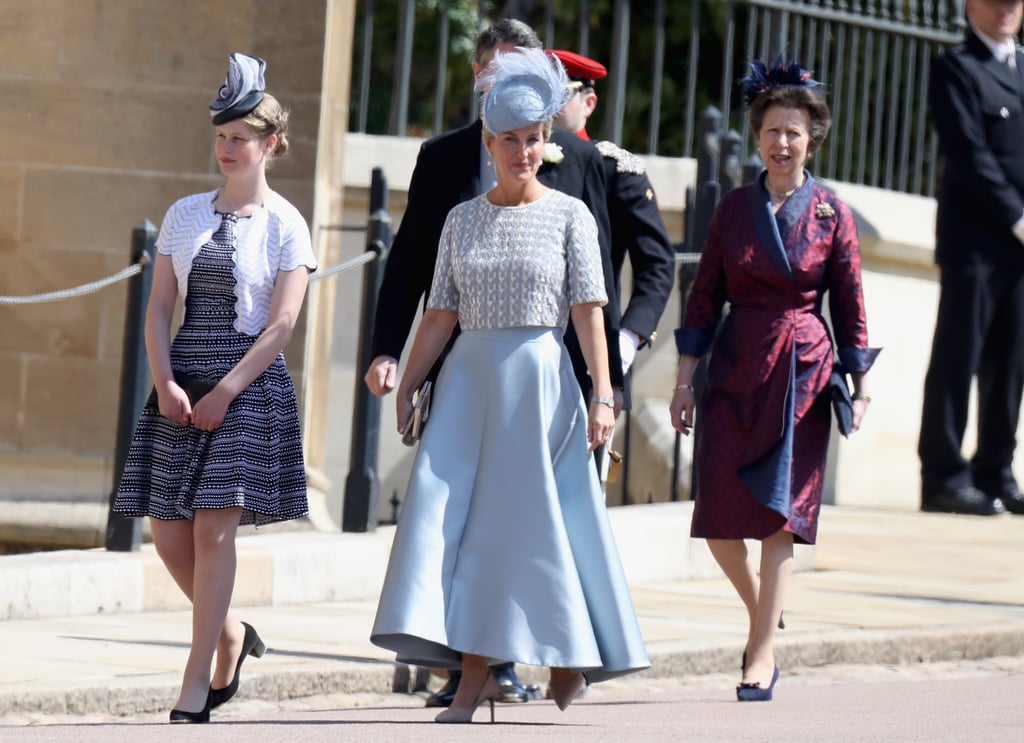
[675,172,879,545]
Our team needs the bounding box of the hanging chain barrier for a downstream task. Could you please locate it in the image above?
[0,226,374,306]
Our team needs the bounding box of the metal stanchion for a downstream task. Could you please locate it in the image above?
[106,221,156,551]
[342,167,392,532]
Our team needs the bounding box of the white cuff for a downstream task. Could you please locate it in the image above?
[619,329,641,375]
[1013,212,1024,247]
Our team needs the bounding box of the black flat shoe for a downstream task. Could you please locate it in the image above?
[492,663,529,704]
[982,485,1024,515]
[921,487,1005,516]
[209,621,266,710]
[169,694,211,723]
[736,665,780,702]
[425,673,460,708]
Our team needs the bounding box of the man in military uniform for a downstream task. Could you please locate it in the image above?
[548,50,676,413]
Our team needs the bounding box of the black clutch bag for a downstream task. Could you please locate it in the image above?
[401,381,432,447]
[829,368,853,437]
[146,370,219,409]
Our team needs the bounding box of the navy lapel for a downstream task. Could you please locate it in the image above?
[1016,47,1024,94]
[988,54,1021,94]
[968,30,1020,94]
[775,172,815,242]
[751,171,795,281]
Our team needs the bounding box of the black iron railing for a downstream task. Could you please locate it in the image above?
[350,0,970,196]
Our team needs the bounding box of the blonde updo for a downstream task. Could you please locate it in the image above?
[239,93,290,159]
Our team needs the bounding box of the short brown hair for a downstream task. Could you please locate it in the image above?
[748,87,831,152]
[474,19,541,64]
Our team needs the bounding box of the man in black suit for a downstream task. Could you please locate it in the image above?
[919,0,1024,516]
[549,50,676,413]
[363,19,621,707]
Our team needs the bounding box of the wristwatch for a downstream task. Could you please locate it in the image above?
[591,395,615,408]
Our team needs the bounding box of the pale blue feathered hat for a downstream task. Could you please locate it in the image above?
[478,47,572,135]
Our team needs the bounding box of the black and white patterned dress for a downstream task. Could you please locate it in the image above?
[115,191,316,526]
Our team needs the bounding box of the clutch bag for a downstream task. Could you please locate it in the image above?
[401,380,432,447]
[146,370,219,409]
[606,445,624,483]
[829,368,853,437]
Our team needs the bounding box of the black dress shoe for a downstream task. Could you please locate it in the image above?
[425,673,460,708]
[984,485,1024,515]
[209,621,266,709]
[491,663,529,703]
[921,487,1005,516]
[169,693,211,724]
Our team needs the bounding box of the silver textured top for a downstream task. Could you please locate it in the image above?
[427,189,607,331]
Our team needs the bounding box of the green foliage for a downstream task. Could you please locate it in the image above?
[349,0,732,153]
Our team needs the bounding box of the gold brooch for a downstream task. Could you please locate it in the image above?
[815,202,836,219]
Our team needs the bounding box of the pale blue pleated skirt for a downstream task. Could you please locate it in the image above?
[370,327,650,683]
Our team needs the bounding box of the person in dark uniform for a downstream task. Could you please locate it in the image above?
[919,0,1024,516]
[363,19,622,708]
[548,50,676,412]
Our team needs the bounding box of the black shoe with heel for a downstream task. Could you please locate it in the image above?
[209,621,266,710]
[169,692,211,724]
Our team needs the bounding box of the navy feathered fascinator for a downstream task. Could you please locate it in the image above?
[740,56,824,109]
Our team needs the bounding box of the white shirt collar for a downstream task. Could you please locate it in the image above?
[972,24,1018,67]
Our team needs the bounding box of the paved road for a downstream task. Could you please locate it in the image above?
[6,657,1022,742]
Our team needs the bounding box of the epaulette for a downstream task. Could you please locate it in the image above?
[595,140,646,175]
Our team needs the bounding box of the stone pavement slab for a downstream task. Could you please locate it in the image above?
[0,506,1022,721]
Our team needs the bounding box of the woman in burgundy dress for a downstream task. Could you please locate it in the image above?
[669,59,879,701]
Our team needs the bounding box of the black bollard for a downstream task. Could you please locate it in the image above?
[106,221,156,551]
[342,168,392,532]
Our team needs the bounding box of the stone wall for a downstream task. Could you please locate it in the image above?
[0,1,355,512]
[0,8,970,534]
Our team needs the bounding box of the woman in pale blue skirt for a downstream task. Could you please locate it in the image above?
[370,48,649,724]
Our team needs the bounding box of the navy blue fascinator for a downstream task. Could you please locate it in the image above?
[210,52,266,125]
[740,56,824,109]
[477,47,572,135]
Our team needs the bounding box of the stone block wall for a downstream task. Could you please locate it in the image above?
[0,1,350,504]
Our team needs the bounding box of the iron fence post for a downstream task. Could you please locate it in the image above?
[674,107,723,503]
[342,168,392,532]
[106,220,156,552]
[719,129,743,193]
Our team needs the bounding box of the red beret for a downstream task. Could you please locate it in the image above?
[547,49,607,85]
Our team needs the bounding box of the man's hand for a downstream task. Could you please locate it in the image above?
[364,355,399,396]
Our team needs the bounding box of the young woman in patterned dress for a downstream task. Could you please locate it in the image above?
[113,53,316,723]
